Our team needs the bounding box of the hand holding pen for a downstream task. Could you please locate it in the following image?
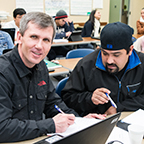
[105,93,117,108]
[53,105,75,133]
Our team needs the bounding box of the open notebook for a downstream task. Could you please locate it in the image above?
[44,60,62,71]
[34,112,121,144]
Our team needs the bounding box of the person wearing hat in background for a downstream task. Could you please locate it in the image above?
[61,22,144,116]
[47,9,74,60]
[136,7,144,34]
[3,8,26,43]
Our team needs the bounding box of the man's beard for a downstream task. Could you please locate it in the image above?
[105,63,119,75]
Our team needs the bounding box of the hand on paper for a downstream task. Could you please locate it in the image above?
[52,113,75,133]
[105,106,117,115]
[84,113,106,120]
[91,88,110,105]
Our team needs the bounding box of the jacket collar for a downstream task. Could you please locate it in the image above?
[96,49,141,71]
[10,45,42,78]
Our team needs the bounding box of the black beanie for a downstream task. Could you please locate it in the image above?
[55,10,68,20]
[100,22,133,50]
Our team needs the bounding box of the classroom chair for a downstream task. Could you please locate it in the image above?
[66,48,95,59]
[132,36,137,43]
[55,77,69,97]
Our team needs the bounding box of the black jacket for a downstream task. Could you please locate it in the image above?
[0,45,78,142]
[81,21,93,37]
[62,49,144,116]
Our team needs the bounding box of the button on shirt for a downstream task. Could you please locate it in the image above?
[0,45,78,142]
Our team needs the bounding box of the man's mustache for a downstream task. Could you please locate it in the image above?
[106,63,117,67]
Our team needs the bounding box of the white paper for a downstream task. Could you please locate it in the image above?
[53,39,68,43]
[105,127,131,144]
[47,117,101,137]
[121,109,144,127]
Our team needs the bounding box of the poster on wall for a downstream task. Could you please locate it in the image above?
[45,0,69,17]
[16,0,44,12]
[70,0,92,15]
[93,0,103,9]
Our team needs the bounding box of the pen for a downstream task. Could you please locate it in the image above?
[105,93,117,108]
[55,105,76,124]
[54,105,65,114]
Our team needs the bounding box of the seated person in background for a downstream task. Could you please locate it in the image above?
[47,9,74,60]
[0,23,14,55]
[0,12,105,142]
[133,35,144,52]
[79,9,101,49]
[137,7,144,34]
[3,8,26,43]
[62,22,144,116]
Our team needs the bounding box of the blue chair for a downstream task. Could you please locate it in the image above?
[66,49,95,59]
[132,36,137,43]
[55,77,69,97]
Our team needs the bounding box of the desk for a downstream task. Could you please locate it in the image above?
[2,112,144,144]
[49,58,81,76]
[52,37,100,47]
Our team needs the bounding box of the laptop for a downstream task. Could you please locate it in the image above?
[68,30,83,41]
[34,112,121,144]
[1,28,15,43]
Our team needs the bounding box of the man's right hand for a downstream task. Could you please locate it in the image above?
[66,31,72,37]
[91,88,110,105]
[52,113,75,133]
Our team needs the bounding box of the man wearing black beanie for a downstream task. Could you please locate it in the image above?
[62,22,144,116]
[47,9,74,60]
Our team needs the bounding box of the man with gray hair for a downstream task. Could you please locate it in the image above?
[0,12,105,142]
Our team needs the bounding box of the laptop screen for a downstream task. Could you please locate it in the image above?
[34,112,121,144]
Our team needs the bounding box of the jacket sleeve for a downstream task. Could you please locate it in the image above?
[68,21,74,32]
[61,60,97,116]
[6,33,14,49]
[55,22,74,39]
[0,73,78,142]
[0,74,55,142]
[44,77,79,118]
[136,20,144,34]
[117,93,144,112]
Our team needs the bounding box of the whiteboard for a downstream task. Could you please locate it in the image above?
[93,0,103,9]
[16,0,43,12]
[70,0,92,15]
[45,0,69,17]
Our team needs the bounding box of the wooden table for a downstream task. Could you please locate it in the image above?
[2,112,144,144]
[49,58,81,76]
[52,37,100,47]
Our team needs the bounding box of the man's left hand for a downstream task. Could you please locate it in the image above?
[104,106,117,115]
[84,113,106,120]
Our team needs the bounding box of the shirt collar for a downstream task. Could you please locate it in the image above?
[11,45,42,78]
[96,49,141,71]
